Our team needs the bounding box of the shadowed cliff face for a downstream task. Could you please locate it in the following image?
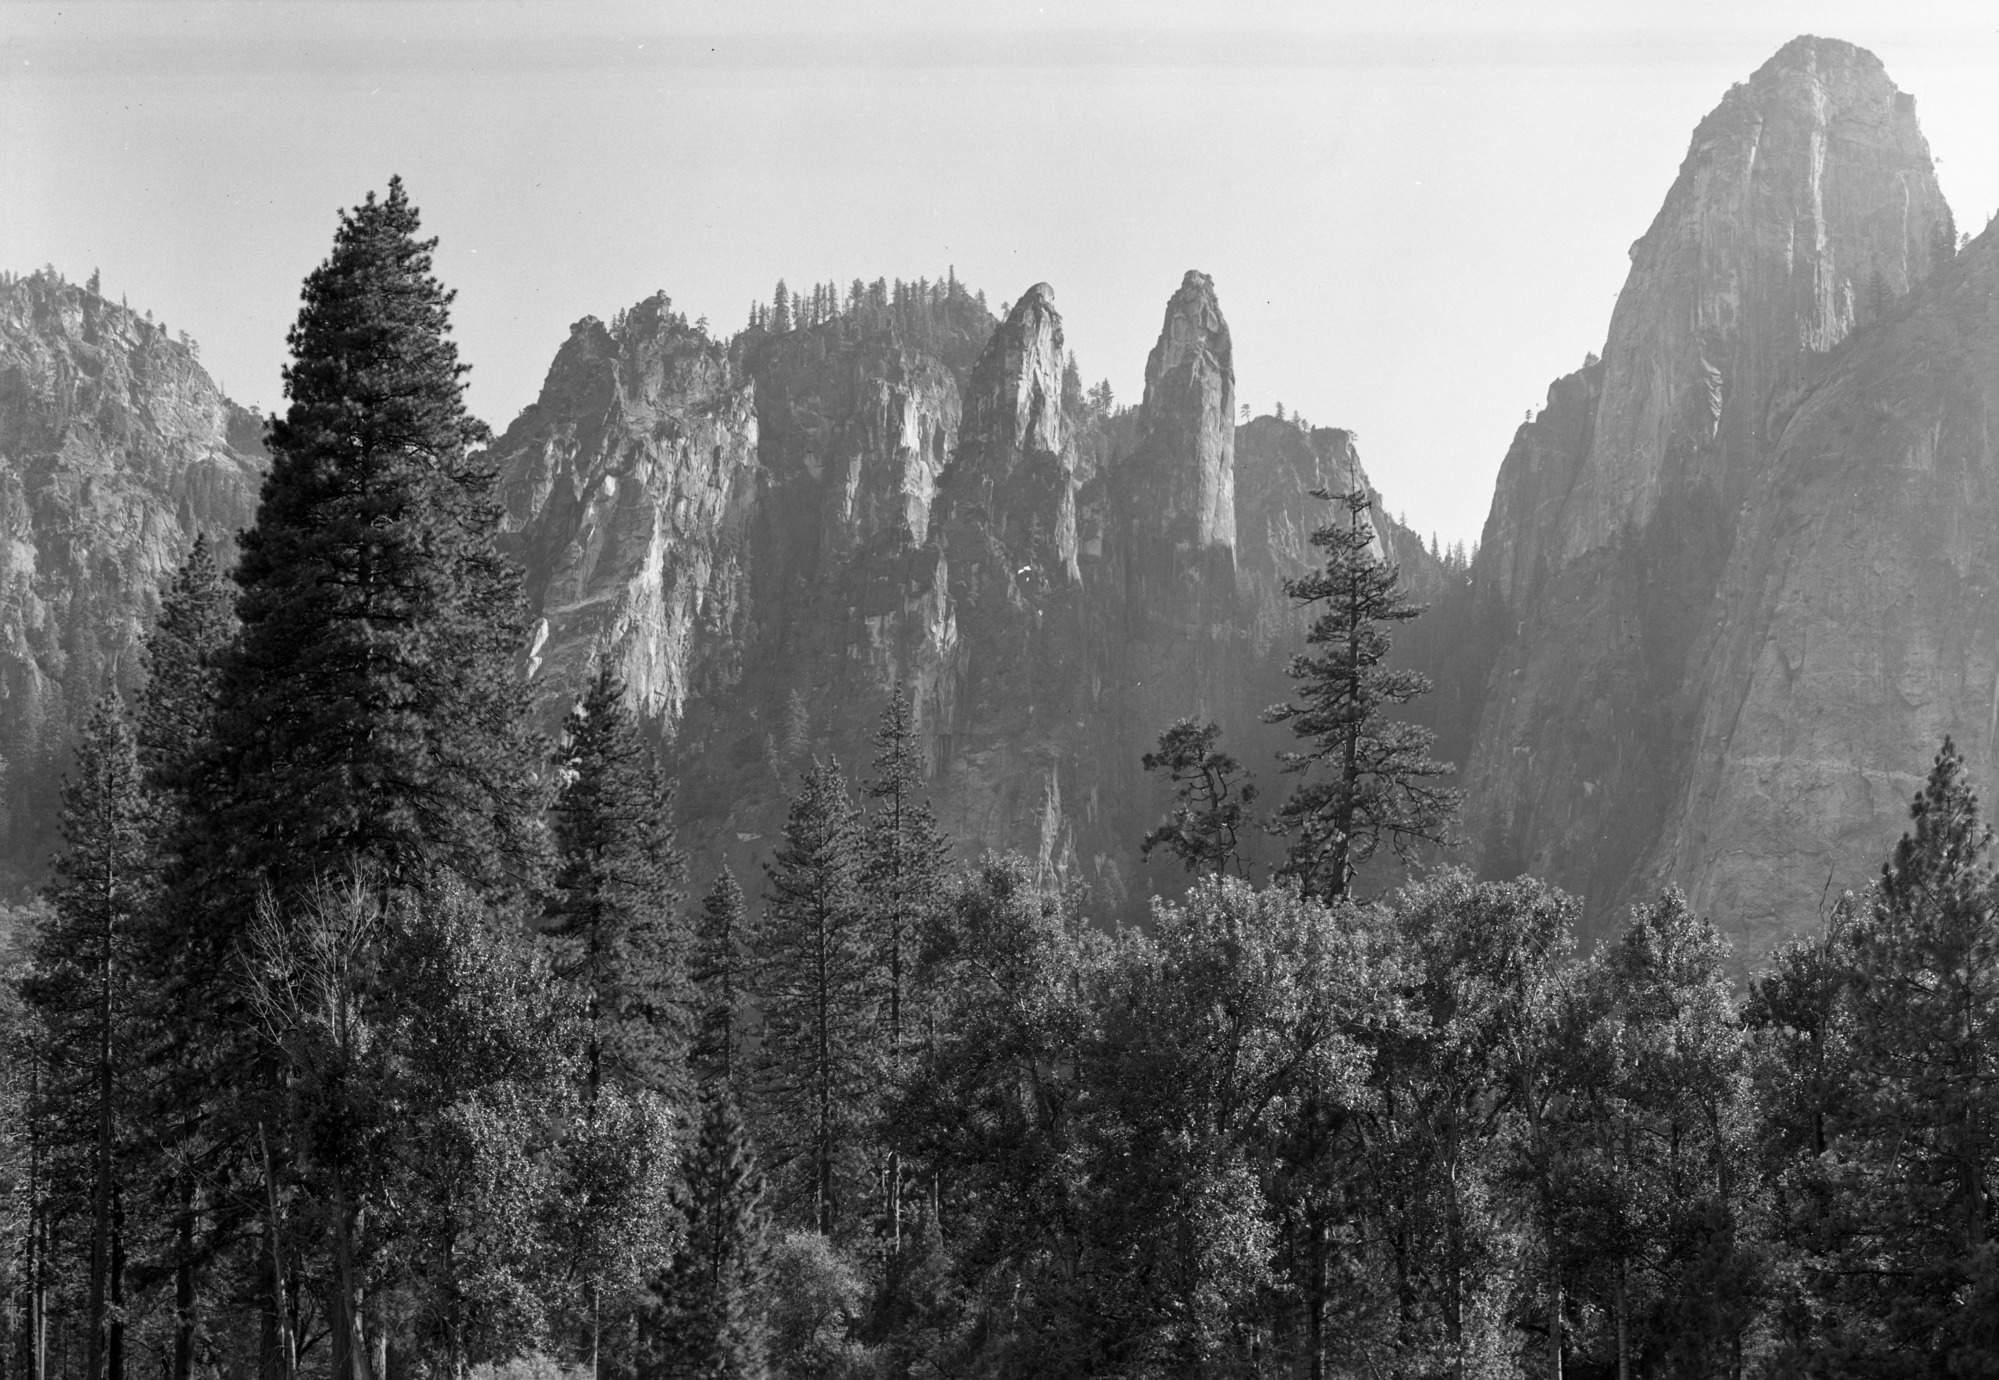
[1459,35,1959,954]
[1661,225,1999,961]
[0,270,266,888]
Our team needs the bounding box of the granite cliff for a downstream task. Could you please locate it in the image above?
[0,269,265,888]
[495,273,1442,909]
[1456,35,1973,953]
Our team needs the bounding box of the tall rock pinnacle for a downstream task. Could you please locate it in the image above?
[943,281,1079,588]
[1129,270,1237,563]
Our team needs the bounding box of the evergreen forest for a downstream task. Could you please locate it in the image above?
[4,182,1998,1380]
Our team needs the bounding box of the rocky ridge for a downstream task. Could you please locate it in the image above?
[495,272,1442,910]
[0,269,266,887]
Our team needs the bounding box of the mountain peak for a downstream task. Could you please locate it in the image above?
[1750,33,1887,83]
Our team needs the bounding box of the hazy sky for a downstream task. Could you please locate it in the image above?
[5,1,1997,545]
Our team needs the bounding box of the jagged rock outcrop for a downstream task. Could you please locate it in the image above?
[1459,36,1964,951]
[498,270,1398,912]
[496,294,760,728]
[0,269,265,888]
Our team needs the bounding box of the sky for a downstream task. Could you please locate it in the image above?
[4,1,1997,547]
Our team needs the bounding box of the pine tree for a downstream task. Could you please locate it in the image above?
[26,695,155,1380]
[1580,893,1750,1380]
[653,1087,771,1380]
[197,177,541,1380]
[546,662,691,1106]
[692,867,755,1092]
[1826,739,1999,1373]
[204,175,539,904]
[758,760,867,1235]
[1262,483,1457,900]
[132,536,237,1380]
[1139,719,1256,878]
[138,535,235,801]
[860,689,950,1250]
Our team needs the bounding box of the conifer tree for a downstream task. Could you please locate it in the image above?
[860,689,949,1250]
[132,536,237,1380]
[204,175,538,904]
[859,692,951,1240]
[26,695,155,1380]
[195,177,541,1380]
[546,662,691,1106]
[653,1087,771,1380]
[1829,738,1999,1371]
[137,535,234,800]
[692,867,755,1092]
[1262,484,1457,900]
[1139,718,1256,878]
[758,760,868,1235]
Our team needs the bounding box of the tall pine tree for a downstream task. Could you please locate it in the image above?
[546,662,691,1106]
[26,696,155,1380]
[1830,739,1999,1374]
[759,760,868,1236]
[860,690,949,1250]
[1262,483,1456,900]
[133,536,238,1380]
[653,1087,771,1380]
[204,175,538,904]
[692,867,755,1094]
[136,535,234,801]
[196,177,542,1380]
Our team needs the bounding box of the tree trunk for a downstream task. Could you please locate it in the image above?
[1447,1153,1465,1380]
[1306,1214,1326,1380]
[27,1055,47,1380]
[1547,1273,1563,1380]
[330,1170,371,1380]
[259,1128,296,1380]
[173,1179,196,1380]
[889,905,903,1255]
[1615,1263,1630,1380]
[817,906,833,1237]
[87,925,114,1380]
[588,1284,600,1380]
[108,1183,126,1380]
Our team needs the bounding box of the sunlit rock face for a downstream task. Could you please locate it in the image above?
[0,270,265,888]
[1458,36,1962,954]
[495,295,761,731]
[1127,270,1237,566]
[497,271,1440,912]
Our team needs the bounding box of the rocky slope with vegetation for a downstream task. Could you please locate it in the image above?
[0,270,264,889]
[492,270,1440,912]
